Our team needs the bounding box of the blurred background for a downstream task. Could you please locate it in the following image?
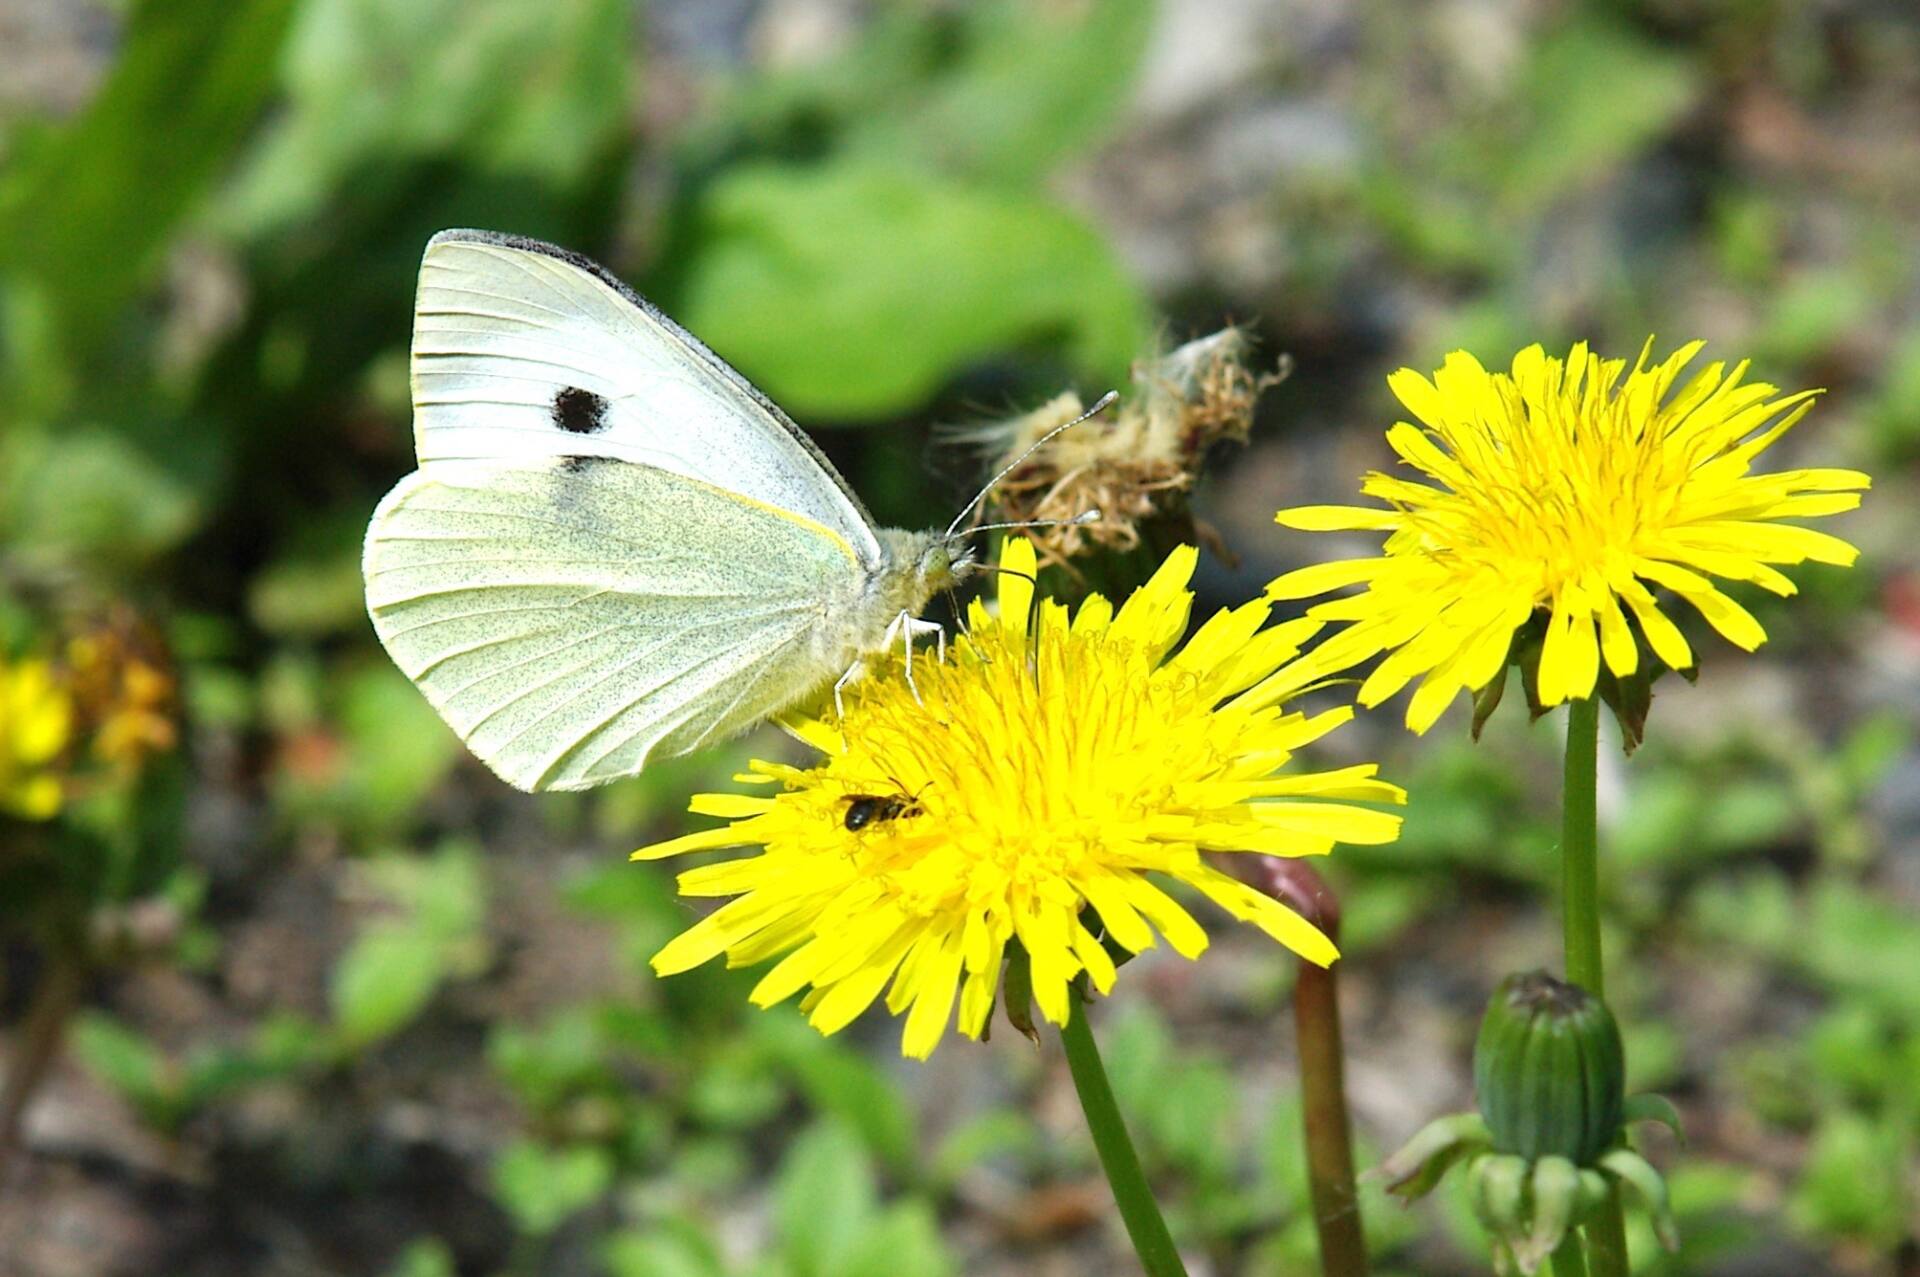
[1,0,1916,1273]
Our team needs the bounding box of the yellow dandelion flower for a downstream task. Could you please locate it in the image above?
[1267,340,1870,733]
[1,656,73,821]
[634,539,1404,1058]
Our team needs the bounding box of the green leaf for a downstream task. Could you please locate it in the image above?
[1835,712,1909,791]
[248,533,370,637]
[489,1007,613,1113]
[672,160,1147,419]
[1871,325,1920,459]
[759,1016,918,1170]
[1336,875,1431,953]
[491,1139,615,1237]
[1803,880,1920,1023]
[277,661,460,836]
[72,1013,169,1111]
[0,0,298,349]
[330,924,445,1048]
[930,1108,1037,1187]
[398,843,489,949]
[688,0,1149,190]
[1148,1059,1238,1179]
[0,430,200,573]
[687,1039,788,1130]
[1499,17,1695,212]
[1100,1005,1172,1119]
[327,843,489,1050]
[839,1201,954,1277]
[1754,267,1878,366]
[602,1222,727,1277]
[773,1122,877,1277]
[1684,872,1795,953]
[845,0,1154,186]
[339,664,461,829]
[1788,1111,1910,1249]
[220,0,632,237]
[248,1012,332,1074]
[385,1239,457,1277]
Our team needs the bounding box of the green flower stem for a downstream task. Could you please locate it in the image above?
[1549,1234,1589,1277]
[1060,982,1188,1277]
[1561,696,1629,1277]
[1561,696,1603,997]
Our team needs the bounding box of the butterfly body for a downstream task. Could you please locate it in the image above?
[364,230,972,791]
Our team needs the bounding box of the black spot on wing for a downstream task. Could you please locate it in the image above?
[552,386,609,434]
[559,454,611,474]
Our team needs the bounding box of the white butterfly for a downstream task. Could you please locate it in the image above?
[362,230,980,792]
[364,230,1091,792]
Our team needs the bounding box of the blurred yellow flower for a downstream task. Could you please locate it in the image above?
[67,624,177,771]
[635,539,1404,1058]
[1,657,73,820]
[1268,340,1870,732]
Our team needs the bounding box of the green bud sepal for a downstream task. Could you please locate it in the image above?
[1465,1152,1613,1275]
[1369,971,1684,1273]
[1470,612,1688,754]
[1373,1111,1490,1199]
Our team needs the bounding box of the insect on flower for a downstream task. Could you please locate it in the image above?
[841,782,928,832]
[634,539,1405,1058]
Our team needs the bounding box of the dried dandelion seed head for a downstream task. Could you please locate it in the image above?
[963,328,1282,568]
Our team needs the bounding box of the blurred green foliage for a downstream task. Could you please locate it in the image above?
[675,160,1143,417]
[2,0,1915,1274]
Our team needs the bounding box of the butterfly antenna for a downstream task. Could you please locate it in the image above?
[943,390,1119,539]
[967,510,1101,537]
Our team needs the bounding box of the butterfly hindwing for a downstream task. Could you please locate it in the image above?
[363,458,864,791]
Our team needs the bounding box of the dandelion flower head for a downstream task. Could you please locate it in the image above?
[1268,340,1869,732]
[635,539,1404,1057]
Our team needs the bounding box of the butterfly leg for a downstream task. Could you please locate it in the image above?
[894,612,920,703]
[894,613,946,705]
[833,659,866,719]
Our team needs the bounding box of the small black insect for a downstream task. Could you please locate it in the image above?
[842,785,928,832]
[551,385,609,434]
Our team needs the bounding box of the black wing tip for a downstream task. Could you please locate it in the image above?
[426,228,614,279]
[423,229,667,328]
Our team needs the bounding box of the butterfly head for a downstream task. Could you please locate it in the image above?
[872,529,978,617]
[919,535,978,594]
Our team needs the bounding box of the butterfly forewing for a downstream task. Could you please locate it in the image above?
[410,230,882,562]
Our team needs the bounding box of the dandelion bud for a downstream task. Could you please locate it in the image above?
[1376,973,1676,1271]
[1474,971,1625,1167]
